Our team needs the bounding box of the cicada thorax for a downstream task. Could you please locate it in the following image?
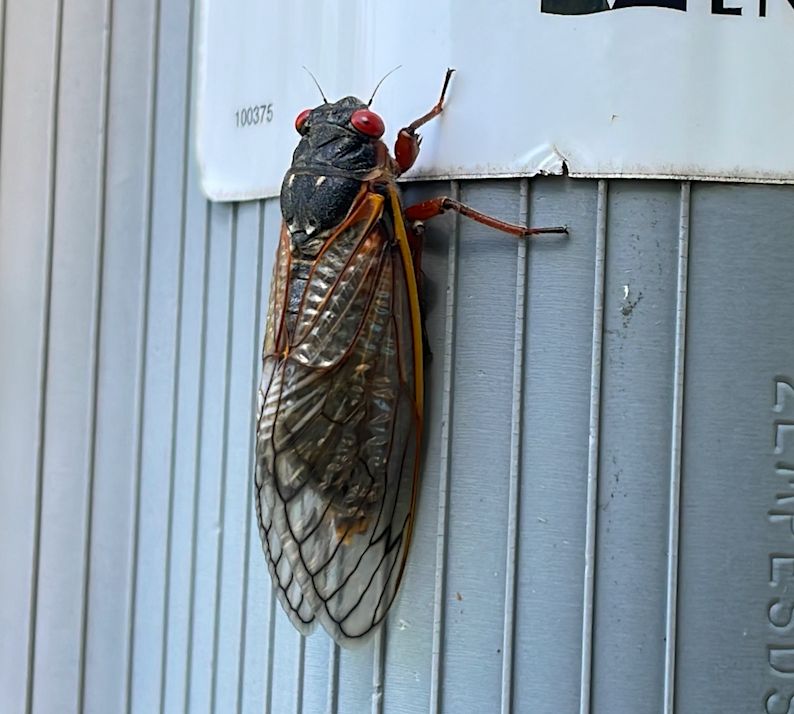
[280,97,382,250]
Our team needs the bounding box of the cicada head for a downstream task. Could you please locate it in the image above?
[281,97,387,255]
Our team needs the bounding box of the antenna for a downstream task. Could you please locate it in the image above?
[367,65,402,106]
[302,66,328,103]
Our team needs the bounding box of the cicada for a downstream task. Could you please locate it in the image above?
[255,69,567,646]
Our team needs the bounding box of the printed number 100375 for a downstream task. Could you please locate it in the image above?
[235,103,273,128]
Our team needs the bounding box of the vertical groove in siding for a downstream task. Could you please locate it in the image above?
[25,3,65,709]
[326,641,340,714]
[159,0,196,710]
[77,0,113,709]
[236,199,267,714]
[261,202,277,714]
[264,583,277,714]
[371,626,385,714]
[663,181,690,714]
[125,1,162,709]
[183,201,213,712]
[210,205,240,713]
[499,179,530,714]
[294,635,306,714]
[579,179,608,714]
[372,528,386,714]
[0,0,6,142]
[429,180,460,714]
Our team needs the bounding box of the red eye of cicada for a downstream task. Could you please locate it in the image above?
[350,109,385,138]
[295,108,312,134]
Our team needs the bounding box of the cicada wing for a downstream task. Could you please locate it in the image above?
[261,225,290,362]
[256,232,317,634]
[255,433,317,633]
[255,193,422,646]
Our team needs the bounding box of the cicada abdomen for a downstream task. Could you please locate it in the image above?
[254,69,566,647]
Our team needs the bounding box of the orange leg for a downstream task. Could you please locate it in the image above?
[394,69,455,174]
[395,69,567,237]
[404,197,568,237]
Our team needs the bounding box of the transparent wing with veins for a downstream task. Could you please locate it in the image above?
[255,194,421,645]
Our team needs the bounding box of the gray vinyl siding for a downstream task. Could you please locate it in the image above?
[2,2,793,713]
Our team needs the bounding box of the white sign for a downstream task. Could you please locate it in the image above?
[196,0,794,201]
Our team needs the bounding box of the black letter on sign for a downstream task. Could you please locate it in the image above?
[712,0,742,13]
[612,0,685,7]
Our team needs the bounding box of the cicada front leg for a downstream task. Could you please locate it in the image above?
[394,68,455,174]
